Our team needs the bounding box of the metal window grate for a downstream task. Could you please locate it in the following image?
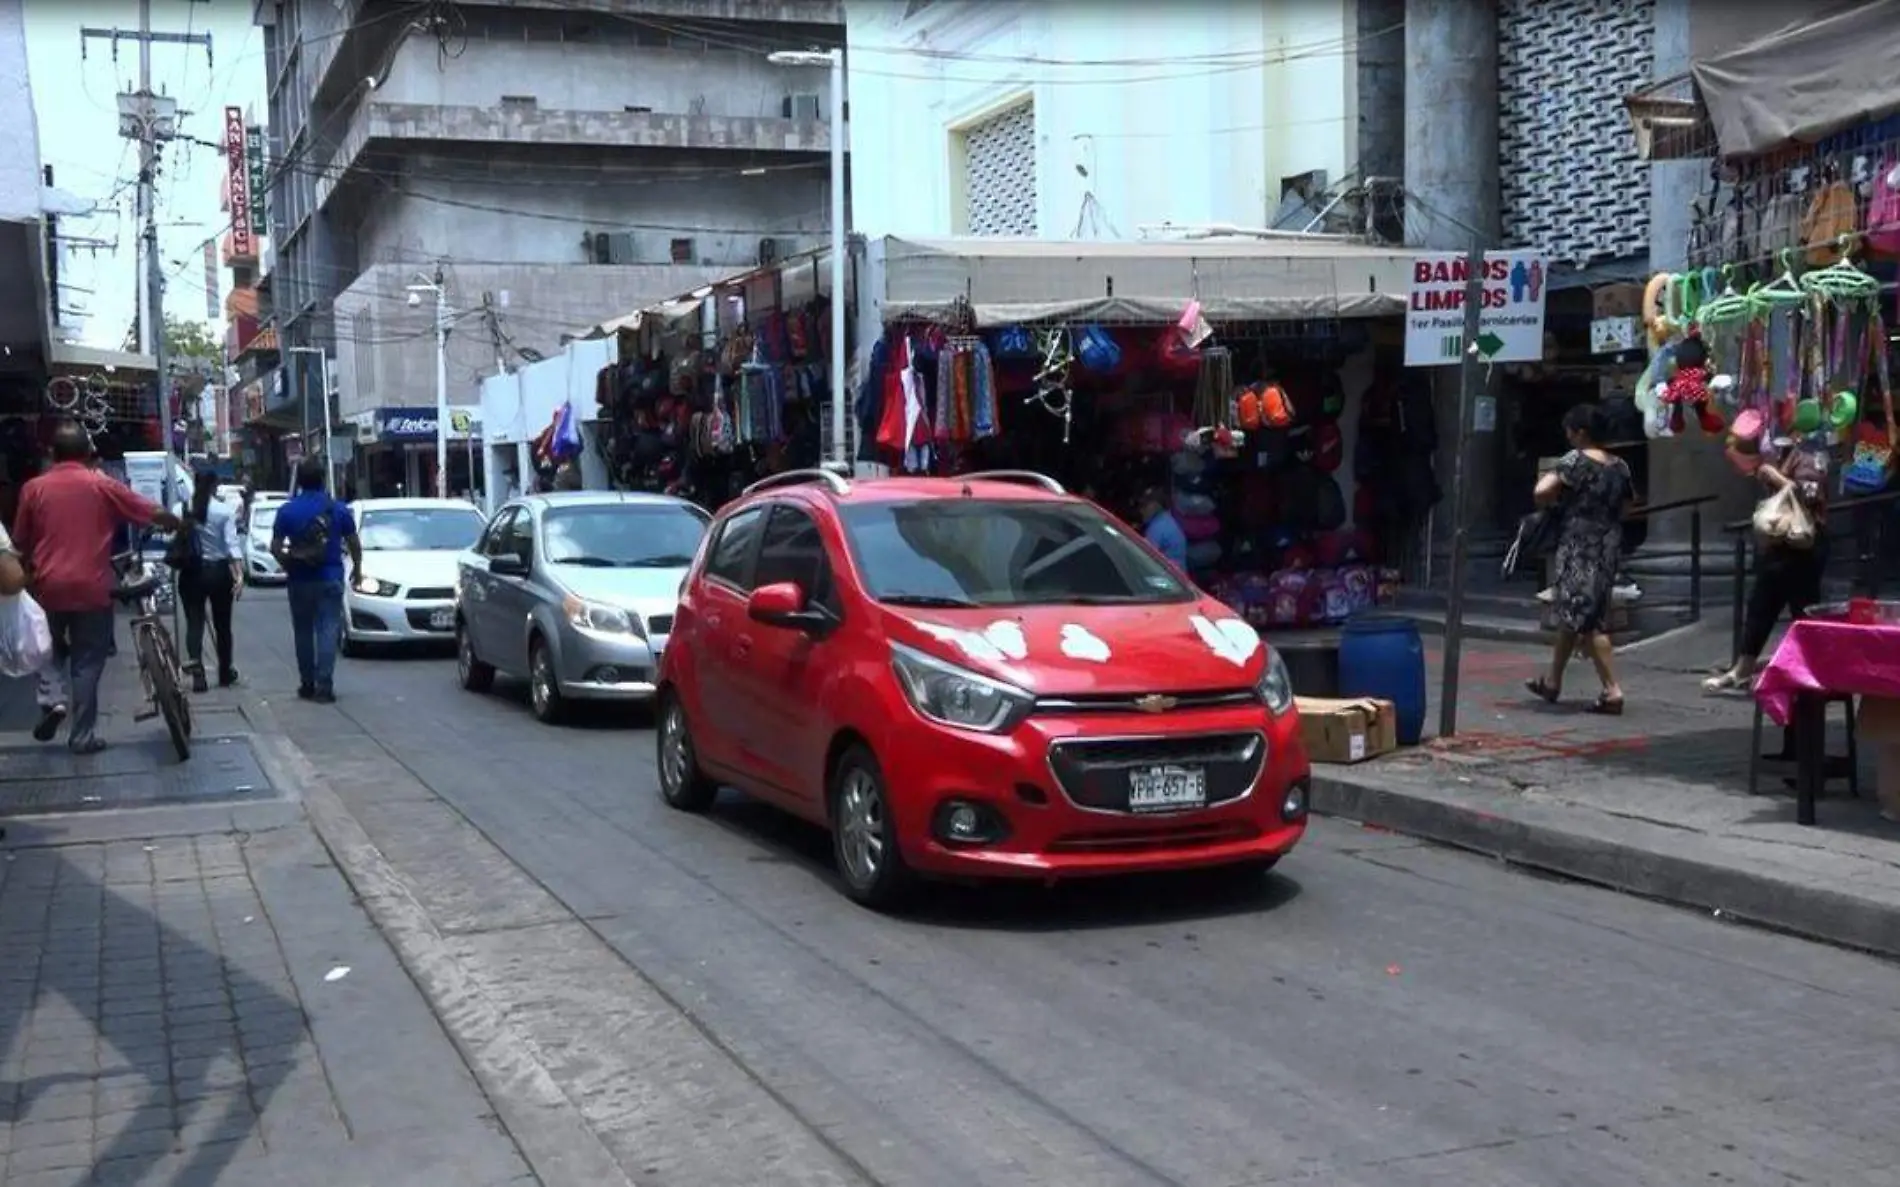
[1498,0,1655,268]
[962,101,1037,237]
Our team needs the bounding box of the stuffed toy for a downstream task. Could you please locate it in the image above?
[1658,330,1725,435]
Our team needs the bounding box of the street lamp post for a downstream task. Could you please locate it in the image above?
[408,269,451,497]
[767,48,847,468]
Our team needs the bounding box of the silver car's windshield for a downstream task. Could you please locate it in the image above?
[542,505,708,568]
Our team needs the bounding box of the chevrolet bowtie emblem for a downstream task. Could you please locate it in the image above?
[1134,694,1178,714]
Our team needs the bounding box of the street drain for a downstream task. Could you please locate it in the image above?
[0,736,279,817]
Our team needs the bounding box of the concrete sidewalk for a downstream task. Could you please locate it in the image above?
[0,668,534,1185]
[1309,622,1900,959]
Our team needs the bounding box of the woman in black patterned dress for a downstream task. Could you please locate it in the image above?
[1526,404,1633,713]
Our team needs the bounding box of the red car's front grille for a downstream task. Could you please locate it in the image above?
[1047,819,1259,854]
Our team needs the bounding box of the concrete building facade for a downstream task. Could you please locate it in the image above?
[253,0,843,493]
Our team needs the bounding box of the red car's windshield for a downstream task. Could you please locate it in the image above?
[837,499,1192,608]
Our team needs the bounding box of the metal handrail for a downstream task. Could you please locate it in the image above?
[742,468,851,498]
[1623,493,1718,520]
[959,470,1067,494]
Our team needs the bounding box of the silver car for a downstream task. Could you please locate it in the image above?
[454,491,710,723]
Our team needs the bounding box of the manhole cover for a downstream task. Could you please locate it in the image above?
[0,736,278,817]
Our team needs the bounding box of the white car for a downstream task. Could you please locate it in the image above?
[243,495,290,585]
[341,497,489,654]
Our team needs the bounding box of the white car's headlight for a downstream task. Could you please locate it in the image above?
[563,594,642,636]
[353,575,399,597]
[1255,647,1294,716]
[890,642,1033,734]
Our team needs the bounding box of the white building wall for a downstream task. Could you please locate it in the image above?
[844,0,1356,239]
[0,0,39,222]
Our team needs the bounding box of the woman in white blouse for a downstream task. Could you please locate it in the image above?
[177,468,245,692]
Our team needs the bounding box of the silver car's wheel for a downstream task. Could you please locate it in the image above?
[529,638,564,724]
[457,621,495,692]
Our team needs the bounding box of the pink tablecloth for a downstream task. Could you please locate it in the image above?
[1754,619,1900,725]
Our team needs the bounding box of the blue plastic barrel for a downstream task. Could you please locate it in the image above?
[1337,616,1427,745]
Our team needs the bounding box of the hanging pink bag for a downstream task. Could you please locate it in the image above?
[1867,161,1900,259]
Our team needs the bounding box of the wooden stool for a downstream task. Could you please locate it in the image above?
[1748,694,1859,797]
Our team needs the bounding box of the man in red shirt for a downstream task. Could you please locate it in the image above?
[11,423,180,753]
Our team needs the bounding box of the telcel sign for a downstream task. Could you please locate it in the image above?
[1403,250,1547,367]
[376,407,480,442]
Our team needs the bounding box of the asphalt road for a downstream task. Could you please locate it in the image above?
[232,594,1900,1187]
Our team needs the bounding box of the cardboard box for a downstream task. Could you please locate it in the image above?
[1296,696,1399,764]
[1592,283,1645,319]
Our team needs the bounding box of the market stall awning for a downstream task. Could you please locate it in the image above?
[866,235,1415,326]
[1631,0,1900,160]
[576,297,704,341]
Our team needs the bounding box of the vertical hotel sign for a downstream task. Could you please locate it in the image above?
[224,107,253,259]
[245,126,266,234]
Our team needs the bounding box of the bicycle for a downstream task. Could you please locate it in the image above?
[114,533,192,762]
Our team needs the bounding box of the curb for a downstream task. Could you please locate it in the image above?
[234,688,638,1187]
[1308,769,1900,960]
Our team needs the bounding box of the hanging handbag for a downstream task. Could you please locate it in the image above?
[1753,486,1816,549]
[1501,508,1560,578]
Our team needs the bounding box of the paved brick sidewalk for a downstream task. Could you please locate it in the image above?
[1311,623,1900,957]
[0,681,535,1185]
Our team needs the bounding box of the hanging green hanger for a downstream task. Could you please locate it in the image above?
[1798,235,1881,301]
[1700,264,1754,328]
[1748,248,1807,314]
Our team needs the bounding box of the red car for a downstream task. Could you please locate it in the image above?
[654,468,1310,908]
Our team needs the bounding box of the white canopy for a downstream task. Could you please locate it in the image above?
[864,235,1415,327]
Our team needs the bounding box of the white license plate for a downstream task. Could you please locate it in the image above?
[1126,765,1207,812]
[428,608,455,630]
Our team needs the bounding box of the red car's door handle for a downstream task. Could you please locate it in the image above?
[732,634,752,660]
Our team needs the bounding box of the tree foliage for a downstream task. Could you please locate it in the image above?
[123,314,223,365]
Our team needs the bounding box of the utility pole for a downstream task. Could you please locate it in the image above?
[1436,236,1487,741]
[85,2,212,641]
[432,266,450,499]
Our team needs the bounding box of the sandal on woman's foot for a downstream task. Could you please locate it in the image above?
[1526,677,1561,704]
[1589,693,1625,716]
[1701,671,1748,694]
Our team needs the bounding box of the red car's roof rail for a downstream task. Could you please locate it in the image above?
[742,467,852,498]
[959,470,1066,495]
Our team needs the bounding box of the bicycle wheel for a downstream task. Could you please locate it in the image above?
[136,627,192,762]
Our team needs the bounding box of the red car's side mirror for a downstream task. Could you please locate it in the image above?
[747,581,806,623]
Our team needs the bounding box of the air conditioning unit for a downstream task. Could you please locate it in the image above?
[784,92,821,121]
[757,237,781,267]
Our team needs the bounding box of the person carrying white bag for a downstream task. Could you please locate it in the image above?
[0,519,55,678]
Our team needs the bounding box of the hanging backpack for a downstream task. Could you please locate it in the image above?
[1074,325,1121,371]
[1866,161,1900,259]
[992,325,1033,360]
[1260,383,1295,428]
[1800,179,1858,266]
[1235,384,1263,431]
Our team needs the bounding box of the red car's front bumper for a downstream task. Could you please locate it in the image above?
[877,702,1310,881]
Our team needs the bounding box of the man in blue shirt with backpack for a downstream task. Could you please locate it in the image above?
[270,458,361,703]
